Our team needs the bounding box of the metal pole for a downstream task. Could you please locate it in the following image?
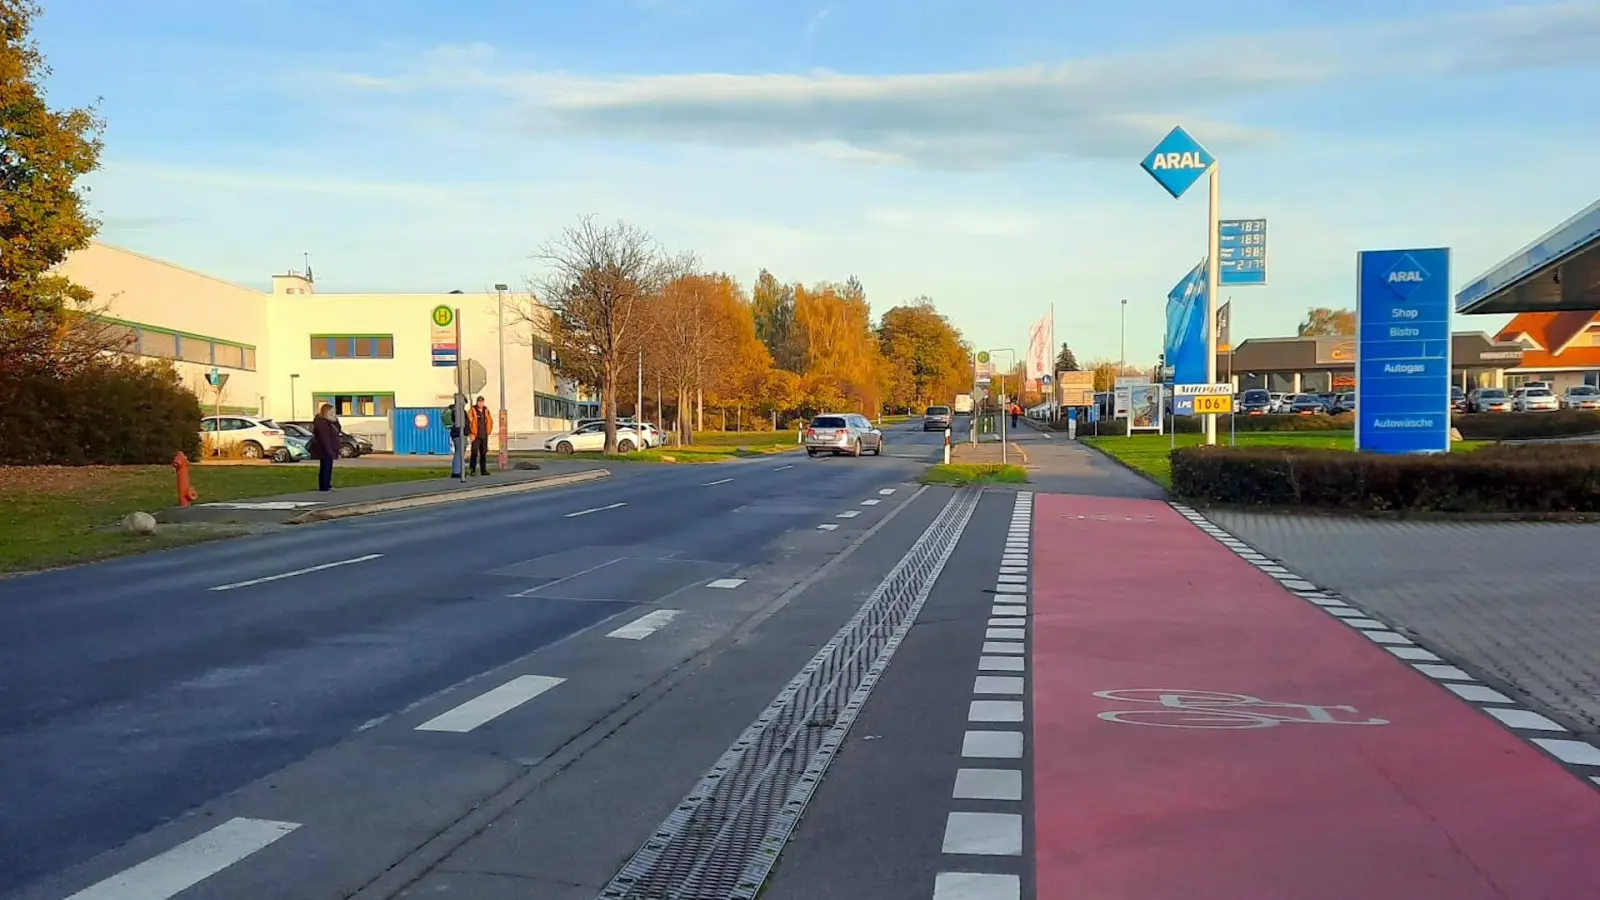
[496,285,508,471]
[1204,163,1221,446]
[1119,299,1127,376]
[453,308,466,482]
[637,350,644,423]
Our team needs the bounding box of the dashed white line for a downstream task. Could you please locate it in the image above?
[837,510,861,519]
[1483,708,1566,731]
[209,554,382,591]
[962,730,1024,758]
[606,609,681,640]
[707,578,747,589]
[1413,663,1471,680]
[1531,738,1600,766]
[817,523,839,531]
[996,574,1027,584]
[953,768,1023,801]
[415,674,566,732]
[985,627,1025,640]
[933,872,1019,900]
[861,499,881,506]
[1363,630,1414,645]
[565,502,627,518]
[987,617,1027,627]
[941,811,1023,855]
[994,584,1027,594]
[773,464,795,471]
[63,818,300,900]
[1387,646,1442,661]
[969,700,1025,722]
[974,676,1025,695]
[981,642,1024,655]
[879,488,897,495]
[702,478,734,486]
[1445,683,1512,704]
[978,656,1025,672]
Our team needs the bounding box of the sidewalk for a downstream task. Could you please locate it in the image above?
[1005,425,1164,498]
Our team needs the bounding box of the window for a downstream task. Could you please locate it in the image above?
[310,335,395,359]
[243,347,257,370]
[533,338,556,365]
[535,392,575,420]
[214,343,246,369]
[97,318,256,370]
[313,393,395,418]
[177,335,213,364]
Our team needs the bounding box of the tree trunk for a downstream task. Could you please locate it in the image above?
[678,383,694,445]
[696,388,704,433]
[602,361,619,454]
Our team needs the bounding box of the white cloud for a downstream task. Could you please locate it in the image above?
[318,3,1600,168]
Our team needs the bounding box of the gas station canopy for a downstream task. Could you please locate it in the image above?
[1456,198,1600,315]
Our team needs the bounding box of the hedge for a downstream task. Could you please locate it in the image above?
[1066,413,1352,434]
[1451,410,1600,441]
[0,359,203,465]
[1170,443,1600,513]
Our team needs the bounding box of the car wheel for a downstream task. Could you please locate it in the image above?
[806,448,818,457]
[873,440,883,456]
[241,441,264,459]
[851,440,862,458]
[618,439,636,453]
[338,443,355,459]
[556,441,574,455]
[273,447,291,463]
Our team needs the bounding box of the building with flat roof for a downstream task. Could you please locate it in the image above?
[56,242,586,450]
[1220,332,1525,395]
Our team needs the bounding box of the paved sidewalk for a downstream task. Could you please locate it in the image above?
[1003,427,1164,498]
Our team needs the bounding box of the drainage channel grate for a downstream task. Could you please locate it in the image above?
[596,488,981,900]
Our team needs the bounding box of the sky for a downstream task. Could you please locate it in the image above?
[33,0,1600,365]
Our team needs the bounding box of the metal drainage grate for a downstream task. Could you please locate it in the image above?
[596,488,981,900]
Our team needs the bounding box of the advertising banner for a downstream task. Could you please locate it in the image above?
[1164,259,1209,387]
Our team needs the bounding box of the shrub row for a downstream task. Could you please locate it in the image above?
[1065,413,1352,434]
[1451,410,1600,441]
[1170,443,1600,513]
[0,359,202,465]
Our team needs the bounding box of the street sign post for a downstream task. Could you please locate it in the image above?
[1141,125,1221,446]
[431,305,459,367]
[1219,219,1267,286]
[1356,248,1452,454]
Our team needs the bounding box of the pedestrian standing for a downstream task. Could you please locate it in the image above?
[310,403,341,492]
[468,396,494,476]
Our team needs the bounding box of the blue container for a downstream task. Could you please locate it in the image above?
[392,407,452,455]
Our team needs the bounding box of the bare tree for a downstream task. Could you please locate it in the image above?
[530,216,666,454]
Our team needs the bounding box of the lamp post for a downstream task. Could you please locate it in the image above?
[1119,298,1128,376]
[495,283,509,471]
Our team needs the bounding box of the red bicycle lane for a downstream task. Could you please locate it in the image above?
[1031,494,1600,900]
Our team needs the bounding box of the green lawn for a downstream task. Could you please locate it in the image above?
[922,463,1030,486]
[1083,431,1484,488]
[0,464,447,573]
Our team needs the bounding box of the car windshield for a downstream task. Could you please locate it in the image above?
[1242,391,1269,402]
[926,406,950,416]
[1480,390,1505,399]
[1569,386,1598,395]
[812,416,848,428]
[1526,388,1553,397]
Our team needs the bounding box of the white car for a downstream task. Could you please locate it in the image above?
[1512,387,1559,412]
[1559,385,1600,410]
[544,421,646,454]
[199,415,288,459]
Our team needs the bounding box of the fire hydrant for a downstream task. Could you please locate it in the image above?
[173,452,198,507]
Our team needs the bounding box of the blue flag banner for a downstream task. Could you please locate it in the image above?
[1164,259,1209,386]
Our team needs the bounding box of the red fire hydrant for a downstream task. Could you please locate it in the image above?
[173,452,198,507]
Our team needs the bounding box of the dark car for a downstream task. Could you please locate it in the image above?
[923,405,953,431]
[1289,395,1327,415]
[284,420,372,457]
[1450,386,1468,412]
[1237,389,1273,415]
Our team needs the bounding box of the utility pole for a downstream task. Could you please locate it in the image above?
[637,349,644,423]
[495,283,509,471]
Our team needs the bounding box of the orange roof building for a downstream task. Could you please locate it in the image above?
[1494,311,1600,386]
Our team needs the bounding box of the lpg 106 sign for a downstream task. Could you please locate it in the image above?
[1356,248,1451,454]
[1172,382,1234,416]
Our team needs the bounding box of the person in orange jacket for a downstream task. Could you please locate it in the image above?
[467,395,494,475]
[1009,401,1021,430]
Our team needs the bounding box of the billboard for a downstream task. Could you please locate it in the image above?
[1056,371,1095,407]
[1356,248,1452,454]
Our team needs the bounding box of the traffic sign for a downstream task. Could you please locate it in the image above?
[431,305,459,368]
[1219,219,1267,286]
[1140,126,1214,199]
[1356,248,1451,454]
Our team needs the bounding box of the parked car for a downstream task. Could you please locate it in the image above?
[1450,386,1468,413]
[273,422,317,463]
[1238,389,1273,415]
[1512,387,1559,412]
[804,414,883,457]
[283,420,371,458]
[199,415,287,460]
[1330,392,1357,414]
[1559,385,1600,410]
[923,405,953,432]
[1468,388,1511,413]
[1288,395,1327,415]
[544,421,645,454]
[1268,392,1289,413]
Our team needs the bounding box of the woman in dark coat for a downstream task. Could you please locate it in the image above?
[311,403,341,492]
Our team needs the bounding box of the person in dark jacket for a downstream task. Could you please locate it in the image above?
[310,403,341,491]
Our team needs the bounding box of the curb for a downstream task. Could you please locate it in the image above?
[284,469,610,524]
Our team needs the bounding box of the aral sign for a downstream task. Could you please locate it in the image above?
[1356,248,1451,454]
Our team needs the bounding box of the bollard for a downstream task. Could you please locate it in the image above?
[172,452,198,507]
[943,427,951,465]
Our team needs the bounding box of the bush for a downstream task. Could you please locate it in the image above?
[1452,410,1600,441]
[1170,443,1600,513]
[1066,413,1352,435]
[0,359,203,465]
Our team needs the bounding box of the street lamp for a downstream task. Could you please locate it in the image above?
[495,283,509,471]
[1119,298,1128,376]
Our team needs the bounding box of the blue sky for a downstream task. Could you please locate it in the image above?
[36,0,1600,364]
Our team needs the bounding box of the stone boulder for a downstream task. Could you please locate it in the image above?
[122,511,158,536]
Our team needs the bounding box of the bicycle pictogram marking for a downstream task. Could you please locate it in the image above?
[1093,689,1389,730]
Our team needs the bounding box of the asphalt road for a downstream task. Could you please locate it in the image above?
[0,420,961,900]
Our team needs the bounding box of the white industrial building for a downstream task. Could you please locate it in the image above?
[57,242,591,451]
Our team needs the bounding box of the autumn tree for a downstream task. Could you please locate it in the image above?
[645,261,763,444]
[878,298,970,411]
[1298,307,1355,337]
[752,269,804,373]
[1055,343,1080,373]
[1,0,109,376]
[795,280,884,415]
[530,216,666,453]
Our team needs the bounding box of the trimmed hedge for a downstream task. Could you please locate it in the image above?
[0,360,202,465]
[1067,413,1352,435]
[1452,410,1600,441]
[1171,443,1600,513]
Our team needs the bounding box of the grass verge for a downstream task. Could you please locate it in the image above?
[1083,431,1485,488]
[0,464,447,573]
[921,463,1030,486]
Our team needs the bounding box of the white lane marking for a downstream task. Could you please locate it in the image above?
[415,674,566,732]
[817,523,839,531]
[1413,663,1472,681]
[942,811,1023,855]
[933,872,1020,900]
[1386,646,1441,661]
[879,488,897,495]
[1532,738,1600,766]
[702,478,734,486]
[209,554,382,591]
[974,676,1025,695]
[996,574,1027,584]
[962,730,1024,758]
[837,510,861,518]
[607,609,681,640]
[969,700,1024,722]
[992,606,1027,617]
[998,567,1028,576]
[1324,607,1364,617]
[994,584,1027,594]
[1343,618,1388,629]
[1446,683,1512,704]
[982,642,1024,655]
[64,818,300,900]
[510,556,623,598]
[565,502,627,518]
[1484,708,1567,731]
[988,617,1027,627]
[953,768,1023,801]
[707,578,746,589]
[979,656,1025,672]
[1363,630,1414,645]
[861,499,881,506]
[985,628,1025,640]
[773,464,795,471]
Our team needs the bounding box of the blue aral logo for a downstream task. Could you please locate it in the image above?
[1140,126,1214,199]
[1384,253,1430,299]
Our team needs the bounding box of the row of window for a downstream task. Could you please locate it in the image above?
[311,335,396,360]
[535,392,577,420]
[314,393,397,418]
[103,319,258,371]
